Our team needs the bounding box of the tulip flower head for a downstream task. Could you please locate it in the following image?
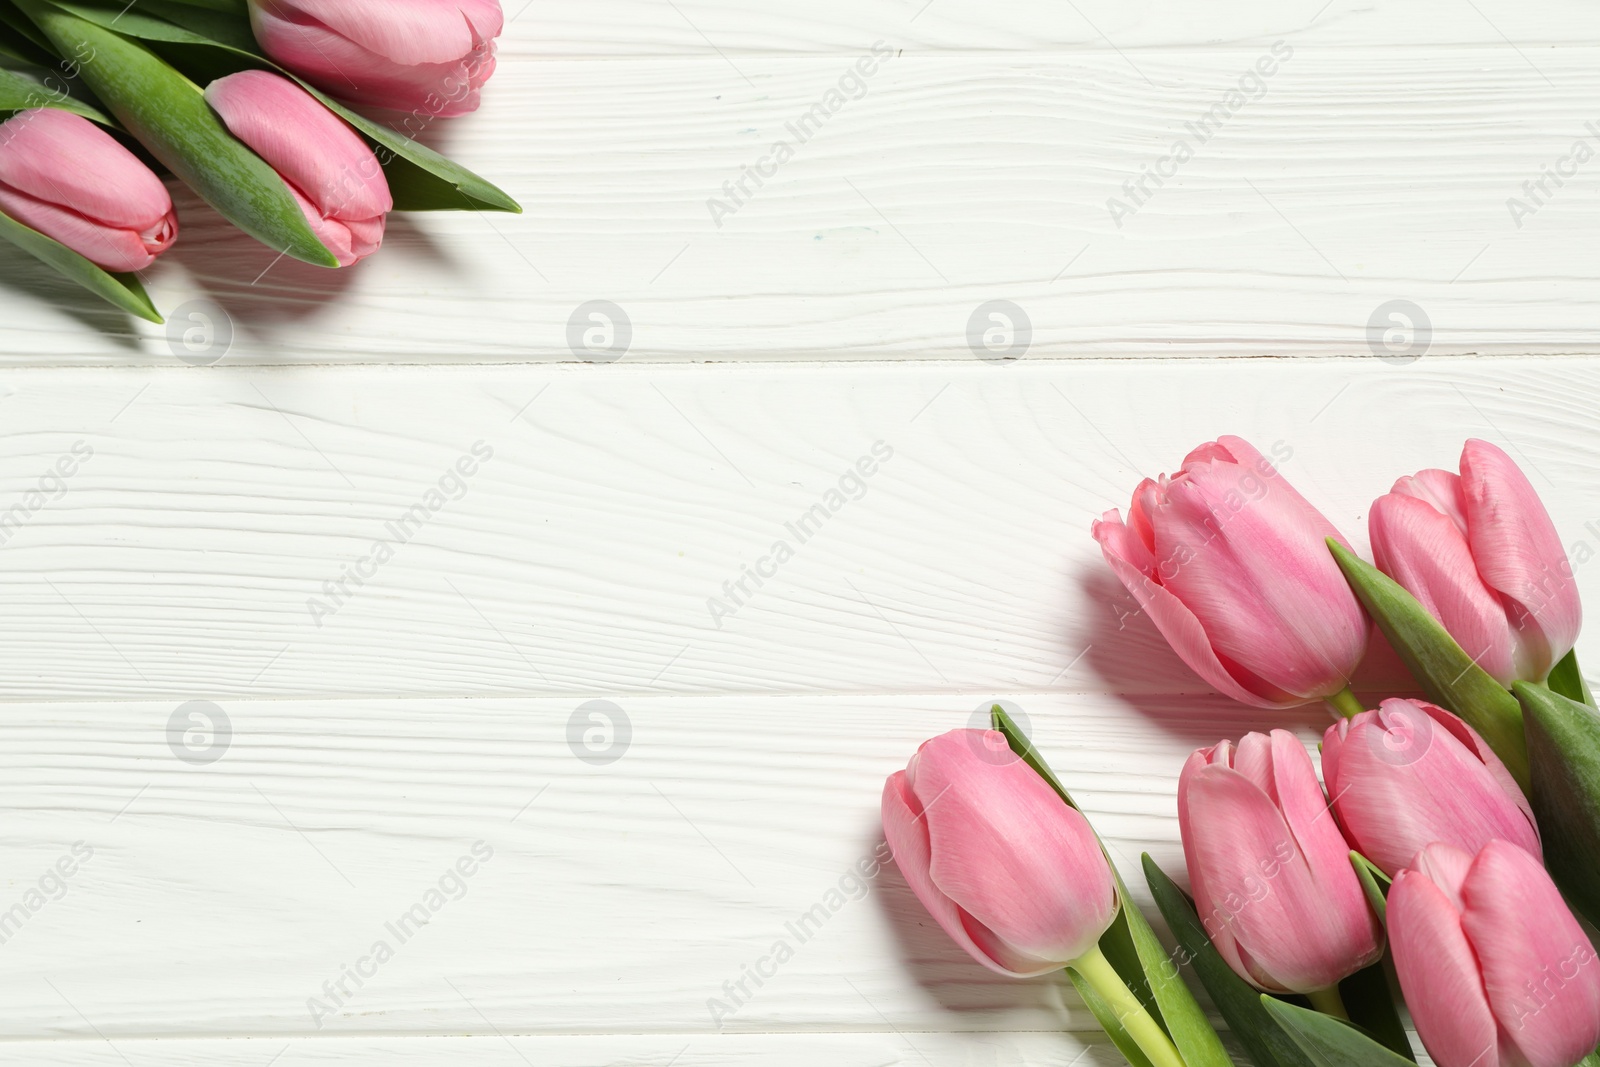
[1371,439,1581,687]
[205,71,392,266]
[1178,730,1383,994]
[881,729,1117,976]
[248,0,503,117]
[1390,841,1600,1067]
[0,109,176,272]
[1323,698,1539,877]
[1093,436,1367,710]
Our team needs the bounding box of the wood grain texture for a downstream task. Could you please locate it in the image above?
[520,0,1600,53]
[4,43,1600,362]
[0,690,1315,1039]
[0,1033,1121,1065]
[0,5,1577,1061]
[0,358,1593,701]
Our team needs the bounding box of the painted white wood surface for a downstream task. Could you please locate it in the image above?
[4,15,1600,361]
[0,359,1593,700]
[0,356,1589,1065]
[5,2,1593,1062]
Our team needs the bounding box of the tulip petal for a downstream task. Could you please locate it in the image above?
[1392,467,1470,534]
[255,0,497,66]
[1463,841,1600,1067]
[1389,868,1504,1067]
[1461,439,1582,679]
[0,185,160,272]
[1371,492,1520,686]
[1094,512,1298,708]
[206,71,392,222]
[0,108,172,230]
[913,731,1117,967]
[880,770,1054,978]
[1412,700,1539,846]
[1180,761,1376,993]
[1328,702,1540,874]
[1154,457,1366,701]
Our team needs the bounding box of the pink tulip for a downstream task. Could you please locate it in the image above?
[1371,439,1581,687]
[1322,698,1539,876]
[1179,730,1383,994]
[248,0,502,117]
[205,71,391,267]
[881,729,1117,976]
[0,109,176,272]
[1092,437,1367,709]
[1390,841,1600,1067]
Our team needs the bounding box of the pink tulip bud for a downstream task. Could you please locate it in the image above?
[1371,439,1581,687]
[205,71,392,267]
[1092,436,1367,709]
[1322,698,1539,876]
[1390,841,1600,1067]
[1178,730,1383,994]
[0,109,176,272]
[248,0,502,118]
[881,729,1117,975]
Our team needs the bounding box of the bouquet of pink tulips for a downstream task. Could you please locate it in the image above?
[0,0,516,323]
[884,436,1600,1067]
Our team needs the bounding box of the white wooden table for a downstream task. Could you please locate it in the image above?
[3,2,1599,1063]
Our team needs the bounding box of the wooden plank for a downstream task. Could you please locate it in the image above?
[4,49,1600,362]
[520,0,1600,53]
[0,357,1593,700]
[0,690,1306,1037]
[0,1032,1122,1065]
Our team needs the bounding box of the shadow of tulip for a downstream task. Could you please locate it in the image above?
[0,247,148,351]
[163,187,359,333]
[869,827,1068,1019]
[1072,564,1391,746]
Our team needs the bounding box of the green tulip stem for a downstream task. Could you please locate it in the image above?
[1326,686,1366,720]
[1070,944,1187,1067]
[1305,985,1350,1020]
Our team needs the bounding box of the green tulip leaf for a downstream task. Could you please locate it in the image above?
[15,0,339,265]
[1338,963,1414,1061]
[1067,968,1160,1067]
[0,0,57,59]
[990,707,1234,1067]
[45,0,235,46]
[0,63,108,120]
[159,0,247,11]
[1262,997,1418,1067]
[39,0,520,213]
[1143,854,1314,1067]
[0,206,162,321]
[1349,852,1391,925]
[1515,680,1600,928]
[1548,648,1596,708]
[1327,538,1528,789]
